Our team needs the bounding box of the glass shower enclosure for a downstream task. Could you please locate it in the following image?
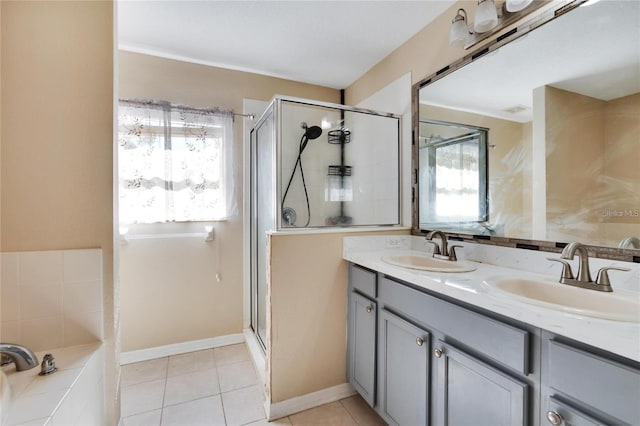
[250,96,401,350]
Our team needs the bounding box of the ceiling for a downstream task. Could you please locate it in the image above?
[419,0,640,122]
[117,0,456,90]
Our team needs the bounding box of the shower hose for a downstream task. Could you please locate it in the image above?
[281,133,312,227]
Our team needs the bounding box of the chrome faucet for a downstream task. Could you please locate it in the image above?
[561,242,593,282]
[547,242,630,292]
[426,230,462,261]
[0,343,39,371]
[619,236,640,249]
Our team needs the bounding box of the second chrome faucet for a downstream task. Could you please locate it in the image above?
[548,242,630,292]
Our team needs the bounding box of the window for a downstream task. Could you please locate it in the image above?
[419,119,488,225]
[118,100,236,224]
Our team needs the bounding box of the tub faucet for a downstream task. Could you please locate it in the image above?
[426,230,462,261]
[0,343,39,371]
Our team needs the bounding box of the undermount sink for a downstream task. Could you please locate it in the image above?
[485,277,640,323]
[381,252,476,273]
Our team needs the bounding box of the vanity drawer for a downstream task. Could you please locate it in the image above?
[546,339,640,425]
[350,264,377,299]
[379,276,530,375]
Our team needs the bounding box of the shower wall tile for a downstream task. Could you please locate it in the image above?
[63,249,102,283]
[1,280,20,322]
[1,320,21,343]
[21,316,65,352]
[2,252,19,286]
[0,249,103,350]
[19,283,64,320]
[18,251,64,287]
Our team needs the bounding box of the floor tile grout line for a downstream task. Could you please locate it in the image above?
[159,355,169,425]
[219,387,229,426]
[339,398,361,425]
[161,389,223,409]
[121,407,163,421]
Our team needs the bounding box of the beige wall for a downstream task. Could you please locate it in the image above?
[345,0,555,105]
[268,230,407,403]
[543,87,640,246]
[544,86,605,243]
[118,52,340,351]
[0,1,117,423]
[603,93,640,244]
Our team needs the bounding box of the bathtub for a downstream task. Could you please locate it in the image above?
[1,343,105,425]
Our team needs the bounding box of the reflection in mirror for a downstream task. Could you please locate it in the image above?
[419,120,488,230]
[415,0,640,251]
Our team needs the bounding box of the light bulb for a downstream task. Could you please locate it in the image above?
[505,0,533,12]
[449,9,470,47]
[474,0,499,33]
[449,19,469,46]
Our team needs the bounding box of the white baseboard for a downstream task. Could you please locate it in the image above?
[120,333,245,365]
[266,382,356,421]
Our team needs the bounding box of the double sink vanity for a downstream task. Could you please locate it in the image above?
[343,235,640,426]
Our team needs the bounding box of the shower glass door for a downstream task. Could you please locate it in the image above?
[250,107,275,350]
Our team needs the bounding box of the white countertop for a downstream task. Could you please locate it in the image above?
[344,236,640,363]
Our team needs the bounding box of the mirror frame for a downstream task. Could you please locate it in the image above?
[411,0,639,261]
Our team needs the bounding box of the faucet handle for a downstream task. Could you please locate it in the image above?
[448,245,463,261]
[39,353,57,376]
[595,266,630,289]
[547,258,575,281]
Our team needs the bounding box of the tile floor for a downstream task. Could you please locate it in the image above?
[121,343,386,426]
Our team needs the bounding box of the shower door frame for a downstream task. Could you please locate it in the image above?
[250,101,278,352]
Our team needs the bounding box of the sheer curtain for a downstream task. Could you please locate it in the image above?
[118,100,236,224]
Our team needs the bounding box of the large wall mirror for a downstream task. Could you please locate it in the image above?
[413,0,640,254]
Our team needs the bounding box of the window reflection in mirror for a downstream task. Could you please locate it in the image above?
[419,120,488,229]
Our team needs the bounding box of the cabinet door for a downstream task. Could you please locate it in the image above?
[348,291,377,406]
[378,309,430,426]
[434,340,528,426]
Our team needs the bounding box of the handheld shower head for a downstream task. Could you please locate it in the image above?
[299,125,323,153]
[304,125,323,140]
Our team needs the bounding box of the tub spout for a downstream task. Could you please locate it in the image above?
[0,343,39,371]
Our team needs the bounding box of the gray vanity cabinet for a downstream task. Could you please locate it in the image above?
[434,340,528,426]
[378,308,430,426]
[348,291,377,406]
[347,264,378,406]
[541,334,640,426]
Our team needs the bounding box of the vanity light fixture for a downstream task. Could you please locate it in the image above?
[474,0,499,32]
[449,0,545,50]
[449,9,472,46]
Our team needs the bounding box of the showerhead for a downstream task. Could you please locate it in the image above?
[299,125,323,153]
[304,125,323,140]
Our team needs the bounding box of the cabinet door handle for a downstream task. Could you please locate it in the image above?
[416,337,424,346]
[365,305,373,313]
[434,348,443,358]
[546,410,563,426]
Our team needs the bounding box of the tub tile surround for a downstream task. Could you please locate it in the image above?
[343,235,640,362]
[2,343,105,426]
[1,249,103,351]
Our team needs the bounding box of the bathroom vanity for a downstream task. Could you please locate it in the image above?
[344,237,640,426]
